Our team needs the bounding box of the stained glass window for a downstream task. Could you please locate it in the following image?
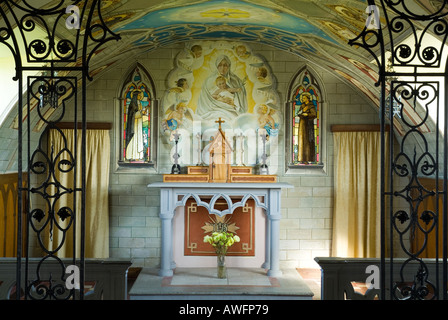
[291,70,321,165]
[121,66,153,163]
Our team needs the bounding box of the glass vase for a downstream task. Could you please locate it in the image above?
[217,255,226,279]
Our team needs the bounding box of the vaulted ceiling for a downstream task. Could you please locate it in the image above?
[76,0,444,135]
[94,0,381,90]
[1,0,444,135]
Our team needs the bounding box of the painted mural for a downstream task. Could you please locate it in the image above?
[8,1,379,136]
[161,41,281,168]
[115,0,337,45]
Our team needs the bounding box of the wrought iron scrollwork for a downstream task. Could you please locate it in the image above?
[0,0,120,300]
[350,0,448,300]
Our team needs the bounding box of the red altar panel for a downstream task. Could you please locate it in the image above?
[184,198,255,256]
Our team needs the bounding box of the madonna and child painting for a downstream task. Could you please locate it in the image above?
[163,41,280,129]
[160,41,282,167]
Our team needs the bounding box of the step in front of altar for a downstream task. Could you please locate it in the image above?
[128,267,314,300]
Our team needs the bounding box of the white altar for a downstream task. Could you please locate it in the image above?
[148,182,292,277]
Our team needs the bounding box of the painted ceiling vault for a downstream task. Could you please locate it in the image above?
[96,0,376,83]
[0,0,444,135]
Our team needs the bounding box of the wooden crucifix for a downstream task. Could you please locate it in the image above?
[215,117,225,129]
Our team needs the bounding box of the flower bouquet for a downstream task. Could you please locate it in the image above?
[203,232,240,278]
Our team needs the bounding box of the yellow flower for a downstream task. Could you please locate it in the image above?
[204,232,240,254]
[226,238,234,247]
[203,235,212,244]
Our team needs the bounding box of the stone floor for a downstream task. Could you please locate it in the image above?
[128,267,317,300]
[296,268,321,300]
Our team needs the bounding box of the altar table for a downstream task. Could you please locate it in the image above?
[148,182,293,277]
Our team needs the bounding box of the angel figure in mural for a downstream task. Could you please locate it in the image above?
[296,92,317,163]
[256,66,270,85]
[125,90,145,160]
[196,55,248,121]
[163,102,192,132]
[235,44,251,60]
[175,44,204,72]
[257,104,279,139]
[163,78,192,109]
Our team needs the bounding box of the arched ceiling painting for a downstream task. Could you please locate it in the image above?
[3,0,442,134]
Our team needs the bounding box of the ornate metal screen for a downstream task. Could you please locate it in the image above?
[0,0,119,299]
[350,0,448,300]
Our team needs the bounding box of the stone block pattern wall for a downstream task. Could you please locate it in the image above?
[1,42,381,269]
[91,43,379,269]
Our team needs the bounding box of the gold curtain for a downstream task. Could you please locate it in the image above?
[0,173,26,257]
[332,131,387,258]
[46,129,110,258]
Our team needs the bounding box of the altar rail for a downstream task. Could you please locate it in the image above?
[315,257,443,300]
[0,258,132,300]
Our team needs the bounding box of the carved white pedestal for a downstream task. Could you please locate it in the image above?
[148,182,292,277]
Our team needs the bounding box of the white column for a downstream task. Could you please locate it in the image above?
[267,188,282,277]
[262,210,271,269]
[159,188,174,277]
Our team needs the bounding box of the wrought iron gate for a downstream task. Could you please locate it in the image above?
[0,0,119,299]
[350,0,448,299]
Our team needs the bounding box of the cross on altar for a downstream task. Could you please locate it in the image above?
[215,117,225,129]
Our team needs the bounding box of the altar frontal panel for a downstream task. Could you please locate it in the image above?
[184,198,255,256]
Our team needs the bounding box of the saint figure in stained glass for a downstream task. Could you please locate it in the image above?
[292,70,320,164]
[296,92,317,162]
[122,68,151,162]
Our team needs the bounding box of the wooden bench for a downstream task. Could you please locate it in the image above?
[315,257,442,300]
[0,258,132,300]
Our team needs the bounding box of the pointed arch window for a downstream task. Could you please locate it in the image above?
[287,67,325,172]
[118,64,157,168]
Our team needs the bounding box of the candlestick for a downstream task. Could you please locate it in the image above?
[196,132,203,166]
[260,130,268,175]
[171,131,181,174]
[236,133,245,166]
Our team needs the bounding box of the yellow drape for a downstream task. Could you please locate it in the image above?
[46,129,110,258]
[332,131,386,258]
[0,173,26,257]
